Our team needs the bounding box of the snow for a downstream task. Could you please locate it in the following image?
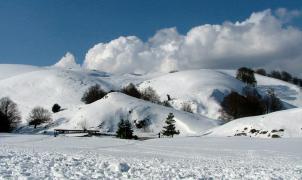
[0,66,113,119]
[0,64,301,138]
[0,64,40,80]
[52,92,220,136]
[0,64,302,178]
[220,70,302,108]
[139,69,245,119]
[0,134,301,179]
[206,108,302,138]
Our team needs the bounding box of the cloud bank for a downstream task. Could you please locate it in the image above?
[54,52,80,69]
[82,9,302,75]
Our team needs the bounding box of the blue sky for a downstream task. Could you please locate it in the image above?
[0,0,301,66]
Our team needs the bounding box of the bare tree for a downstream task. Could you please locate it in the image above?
[0,97,21,132]
[140,87,161,104]
[27,107,52,128]
[181,102,193,113]
[121,83,141,99]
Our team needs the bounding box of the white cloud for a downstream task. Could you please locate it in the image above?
[54,52,80,69]
[83,9,302,75]
[275,8,301,23]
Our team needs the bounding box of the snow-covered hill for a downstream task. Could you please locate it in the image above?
[0,66,113,117]
[206,108,302,138]
[52,92,220,136]
[0,64,301,136]
[220,70,302,108]
[139,69,245,119]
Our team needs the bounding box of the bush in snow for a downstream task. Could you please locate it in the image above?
[140,87,161,104]
[161,100,172,107]
[116,118,133,139]
[52,103,61,113]
[134,117,151,131]
[255,68,267,76]
[161,113,180,137]
[0,97,21,132]
[236,67,257,86]
[280,71,293,82]
[121,83,141,99]
[292,77,300,85]
[270,70,282,80]
[221,91,265,120]
[81,84,107,104]
[181,102,193,113]
[27,107,52,128]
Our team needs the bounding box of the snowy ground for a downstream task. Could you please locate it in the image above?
[1,134,302,179]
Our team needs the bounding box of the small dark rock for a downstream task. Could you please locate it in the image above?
[235,132,247,136]
[250,129,257,133]
[271,134,281,138]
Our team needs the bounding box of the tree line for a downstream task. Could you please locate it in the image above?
[255,68,302,87]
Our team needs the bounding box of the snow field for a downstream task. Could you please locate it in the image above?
[0,134,301,179]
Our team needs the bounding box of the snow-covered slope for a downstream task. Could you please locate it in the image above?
[0,65,113,119]
[0,64,301,136]
[220,70,302,108]
[139,69,245,119]
[53,92,220,136]
[0,64,40,80]
[206,108,302,138]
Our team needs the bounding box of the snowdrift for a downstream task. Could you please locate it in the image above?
[206,108,302,138]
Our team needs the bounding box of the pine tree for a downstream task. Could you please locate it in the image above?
[236,67,257,86]
[162,113,180,137]
[116,118,133,139]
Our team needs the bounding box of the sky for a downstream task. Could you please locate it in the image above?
[0,0,302,75]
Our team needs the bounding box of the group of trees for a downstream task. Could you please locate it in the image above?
[81,83,165,108]
[116,112,179,139]
[255,68,302,87]
[222,67,283,121]
[81,84,108,104]
[0,96,56,132]
[121,83,162,104]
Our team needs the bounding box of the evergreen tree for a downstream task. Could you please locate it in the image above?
[270,70,282,80]
[52,103,61,113]
[161,113,180,137]
[255,68,267,76]
[236,67,257,86]
[116,118,133,139]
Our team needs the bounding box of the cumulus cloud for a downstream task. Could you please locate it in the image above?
[54,52,80,69]
[83,9,302,75]
[275,8,301,23]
